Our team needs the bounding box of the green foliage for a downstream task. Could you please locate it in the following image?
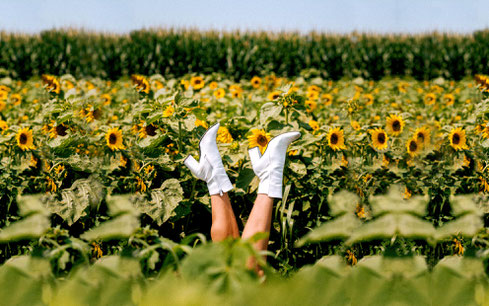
[2,30,489,80]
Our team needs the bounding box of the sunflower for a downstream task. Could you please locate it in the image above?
[195,119,208,129]
[351,120,361,131]
[363,93,374,105]
[101,93,111,105]
[54,164,67,178]
[209,81,218,90]
[307,85,321,93]
[16,127,36,151]
[406,138,421,157]
[424,93,436,105]
[10,93,21,106]
[229,84,243,93]
[214,88,225,99]
[306,90,319,100]
[385,114,404,136]
[403,187,412,199]
[0,90,7,101]
[138,124,157,139]
[46,177,57,193]
[231,90,242,98]
[251,76,262,89]
[42,75,61,94]
[346,250,357,266]
[267,91,281,101]
[136,176,147,193]
[398,82,409,93]
[305,100,317,113]
[106,127,125,151]
[483,125,489,139]
[326,127,346,151]
[448,127,469,151]
[0,85,10,96]
[308,119,319,132]
[0,120,8,133]
[180,79,190,90]
[248,129,271,154]
[190,76,205,90]
[217,126,233,143]
[163,105,175,118]
[131,75,150,93]
[414,127,430,146]
[355,204,366,219]
[62,79,75,91]
[151,80,164,91]
[369,128,389,150]
[119,155,128,168]
[453,238,464,256]
[322,93,333,105]
[29,154,38,168]
[49,123,68,139]
[443,93,455,106]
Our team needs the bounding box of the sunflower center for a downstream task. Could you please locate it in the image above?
[109,133,117,144]
[330,133,339,145]
[377,133,386,144]
[257,135,268,146]
[56,125,67,136]
[452,133,460,145]
[409,140,417,152]
[392,120,401,131]
[145,125,157,136]
[93,109,102,119]
[417,132,425,142]
[273,94,279,100]
[19,133,27,144]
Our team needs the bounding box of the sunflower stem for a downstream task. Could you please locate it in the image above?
[178,120,183,152]
[284,108,289,125]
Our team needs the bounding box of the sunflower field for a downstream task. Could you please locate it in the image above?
[1,71,489,304]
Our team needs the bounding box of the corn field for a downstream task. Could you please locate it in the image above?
[2,30,489,80]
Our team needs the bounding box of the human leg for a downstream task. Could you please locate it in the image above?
[210,193,239,241]
[184,123,238,242]
[244,131,301,269]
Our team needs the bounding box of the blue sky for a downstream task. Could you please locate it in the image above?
[0,0,488,34]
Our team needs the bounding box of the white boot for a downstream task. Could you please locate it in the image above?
[184,123,233,196]
[248,131,301,199]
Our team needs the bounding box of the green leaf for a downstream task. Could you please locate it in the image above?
[289,161,307,177]
[296,214,362,246]
[345,214,436,245]
[0,214,50,243]
[133,179,184,225]
[16,194,49,217]
[235,168,255,191]
[355,255,428,279]
[328,190,359,217]
[0,256,52,306]
[260,102,283,125]
[435,214,483,241]
[449,194,481,217]
[42,177,106,225]
[81,214,139,241]
[105,194,138,216]
[183,114,196,131]
[369,185,428,217]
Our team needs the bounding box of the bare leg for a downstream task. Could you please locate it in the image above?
[241,194,274,271]
[210,193,239,241]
